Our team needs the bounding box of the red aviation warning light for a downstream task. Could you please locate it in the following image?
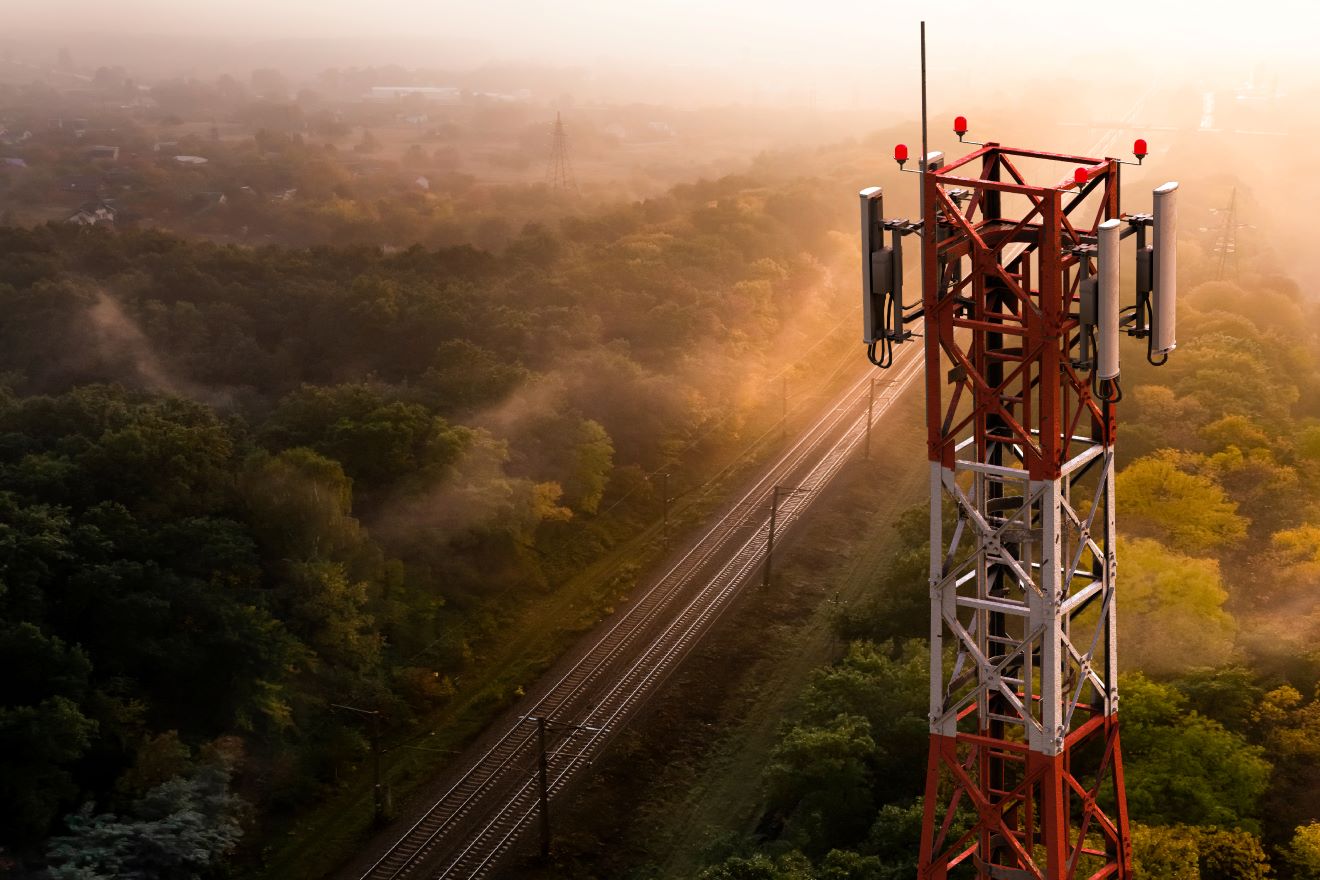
[1134,137,1149,162]
[954,115,968,138]
[858,122,1184,880]
[894,143,909,168]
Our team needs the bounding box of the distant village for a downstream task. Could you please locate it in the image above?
[0,54,716,245]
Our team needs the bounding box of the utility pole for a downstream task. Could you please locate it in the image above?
[536,716,550,858]
[525,716,602,859]
[763,485,803,590]
[662,472,670,551]
[864,376,875,459]
[331,703,385,827]
[781,376,788,440]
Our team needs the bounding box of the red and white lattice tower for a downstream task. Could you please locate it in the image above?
[862,124,1178,880]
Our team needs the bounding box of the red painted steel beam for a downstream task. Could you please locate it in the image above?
[918,143,1130,880]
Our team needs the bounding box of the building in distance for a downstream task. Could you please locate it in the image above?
[369,86,462,104]
[67,200,117,226]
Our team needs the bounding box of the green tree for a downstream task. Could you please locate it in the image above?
[1112,538,1236,675]
[1198,415,1270,453]
[1131,824,1198,880]
[1269,525,1320,577]
[240,447,365,562]
[1262,525,1320,609]
[261,384,468,496]
[1130,825,1270,880]
[374,428,570,550]
[819,849,887,880]
[1197,828,1271,880]
[1297,424,1320,462]
[279,559,380,672]
[798,641,929,800]
[0,494,81,621]
[1118,452,1247,553]
[1253,684,1320,763]
[1119,675,1271,829]
[79,398,235,519]
[560,418,613,514]
[767,713,877,854]
[421,340,526,413]
[0,583,97,849]
[1121,384,1210,461]
[1163,332,1299,426]
[1197,445,1300,538]
[45,762,244,879]
[1284,823,1320,880]
[698,851,814,880]
[864,801,937,880]
[115,731,191,797]
[0,695,96,846]
[1170,667,1264,731]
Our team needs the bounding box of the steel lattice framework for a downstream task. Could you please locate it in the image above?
[545,112,577,192]
[916,144,1132,880]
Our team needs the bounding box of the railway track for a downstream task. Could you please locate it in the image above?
[355,346,924,880]
[353,110,1148,880]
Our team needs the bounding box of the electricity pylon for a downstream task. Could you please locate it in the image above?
[545,112,577,193]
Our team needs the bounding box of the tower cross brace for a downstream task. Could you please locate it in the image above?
[914,144,1132,880]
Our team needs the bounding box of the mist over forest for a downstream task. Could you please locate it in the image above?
[1,5,1320,880]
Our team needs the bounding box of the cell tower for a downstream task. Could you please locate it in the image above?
[546,112,578,192]
[861,33,1179,880]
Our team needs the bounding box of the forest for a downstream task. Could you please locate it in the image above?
[3,63,1320,879]
[693,264,1320,879]
[0,69,813,245]
[0,156,859,876]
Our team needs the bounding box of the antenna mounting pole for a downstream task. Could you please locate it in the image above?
[920,21,928,181]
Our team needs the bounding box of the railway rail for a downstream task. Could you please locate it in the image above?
[355,346,924,880]
[353,111,1148,880]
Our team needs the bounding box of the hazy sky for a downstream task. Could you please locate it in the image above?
[12,0,1319,60]
[8,1,1318,107]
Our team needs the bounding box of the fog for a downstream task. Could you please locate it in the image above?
[5,3,1320,877]
[7,0,1320,107]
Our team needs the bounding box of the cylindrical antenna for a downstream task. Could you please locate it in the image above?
[1152,181,1179,355]
[859,186,885,344]
[1097,219,1122,380]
